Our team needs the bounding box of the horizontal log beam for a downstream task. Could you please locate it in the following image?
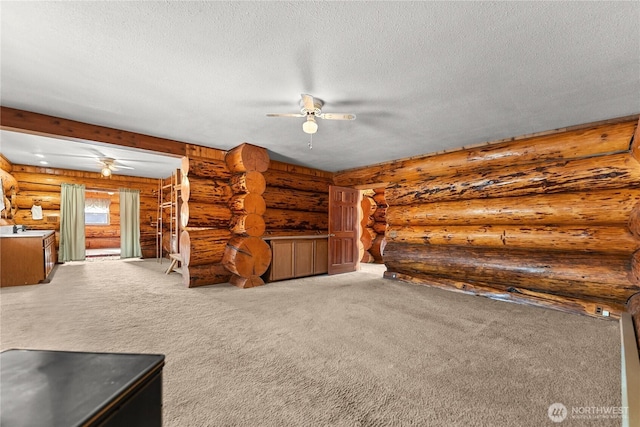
[181,175,232,204]
[14,191,60,210]
[180,202,232,229]
[386,152,640,205]
[335,118,638,187]
[13,209,60,228]
[263,208,328,230]
[179,228,232,266]
[386,271,625,319]
[12,171,157,194]
[386,224,640,253]
[263,169,332,193]
[182,263,231,288]
[86,237,120,249]
[384,243,640,305]
[386,189,640,226]
[180,157,230,180]
[1,107,187,157]
[263,188,329,213]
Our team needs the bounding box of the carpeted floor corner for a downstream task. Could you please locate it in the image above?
[0,259,621,426]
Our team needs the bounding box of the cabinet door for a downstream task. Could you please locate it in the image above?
[314,239,328,274]
[294,240,314,277]
[269,240,295,281]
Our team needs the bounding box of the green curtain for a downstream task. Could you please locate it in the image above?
[58,183,86,262]
[120,188,142,259]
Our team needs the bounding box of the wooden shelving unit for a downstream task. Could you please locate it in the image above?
[156,170,181,261]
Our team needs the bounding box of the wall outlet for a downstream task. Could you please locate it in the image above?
[595,307,603,315]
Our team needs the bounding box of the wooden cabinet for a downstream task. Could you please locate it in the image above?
[43,233,56,278]
[314,238,328,275]
[266,237,328,282]
[1,232,57,287]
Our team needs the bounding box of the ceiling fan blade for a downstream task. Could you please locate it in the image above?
[41,152,98,159]
[318,113,356,120]
[266,113,306,118]
[115,165,135,170]
[301,94,315,112]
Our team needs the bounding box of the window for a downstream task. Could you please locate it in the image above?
[85,198,111,225]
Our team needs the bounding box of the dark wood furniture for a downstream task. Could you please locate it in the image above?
[0,349,165,427]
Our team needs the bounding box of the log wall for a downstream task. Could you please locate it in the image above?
[263,160,333,237]
[179,149,233,288]
[336,117,640,319]
[359,189,386,264]
[8,165,159,257]
[0,154,17,224]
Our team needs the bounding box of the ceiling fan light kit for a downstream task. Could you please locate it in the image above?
[302,116,318,134]
[98,157,133,177]
[267,93,356,141]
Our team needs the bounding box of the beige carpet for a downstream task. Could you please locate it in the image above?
[0,259,621,426]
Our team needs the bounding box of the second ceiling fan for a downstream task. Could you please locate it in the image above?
[267,94,356,136]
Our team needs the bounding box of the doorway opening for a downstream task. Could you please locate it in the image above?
[360,188,387,266]
[85,189,120,258]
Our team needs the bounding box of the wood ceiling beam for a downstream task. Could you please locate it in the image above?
[0,106,187,157]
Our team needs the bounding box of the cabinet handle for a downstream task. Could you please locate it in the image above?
[329,233,336,237]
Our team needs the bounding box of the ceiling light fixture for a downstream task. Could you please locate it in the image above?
[302,115,318,134]
[101,166,112,177]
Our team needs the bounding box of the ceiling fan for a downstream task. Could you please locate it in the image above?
[98,157,134,177]
[267,94,356,148]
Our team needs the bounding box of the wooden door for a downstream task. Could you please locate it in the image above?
[328,186,360,274]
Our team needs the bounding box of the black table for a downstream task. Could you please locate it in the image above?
[0,349,165,427]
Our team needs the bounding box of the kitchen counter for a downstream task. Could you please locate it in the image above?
[263,234,329,240]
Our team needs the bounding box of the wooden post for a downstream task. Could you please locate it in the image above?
[222,236,272,278]
[225,143,270,173]
[224,143,271,288]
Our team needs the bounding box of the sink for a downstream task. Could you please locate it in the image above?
[0,226,54,238]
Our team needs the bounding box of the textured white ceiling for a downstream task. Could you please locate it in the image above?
[1,1,639,175]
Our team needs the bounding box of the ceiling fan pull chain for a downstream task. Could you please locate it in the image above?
[308,134,313,150]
